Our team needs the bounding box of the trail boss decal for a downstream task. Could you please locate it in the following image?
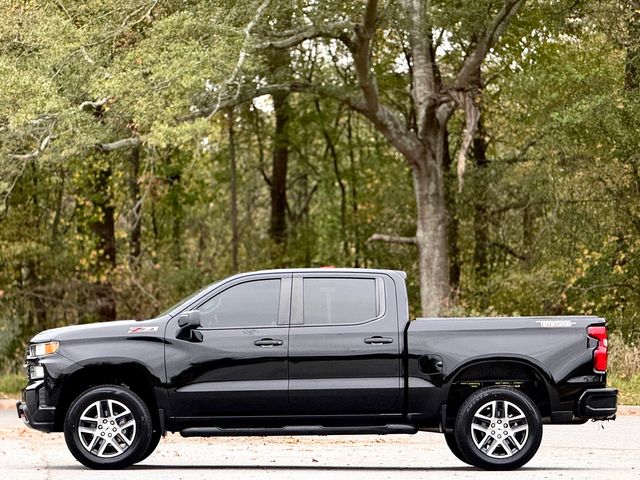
[536,320,577,328]
[128,326,159,333]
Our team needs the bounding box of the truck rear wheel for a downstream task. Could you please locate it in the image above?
[63,385,153,469]
[454,387,542,470]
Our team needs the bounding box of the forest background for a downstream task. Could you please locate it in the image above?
[1,0,639,401]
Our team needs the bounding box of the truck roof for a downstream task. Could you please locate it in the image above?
[236,267,406,278]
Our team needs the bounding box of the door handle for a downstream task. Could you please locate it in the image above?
[254,338,283,347]
[364,336,393,345]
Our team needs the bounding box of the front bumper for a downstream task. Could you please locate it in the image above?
[577,388,618,420]
[16,380,56,432]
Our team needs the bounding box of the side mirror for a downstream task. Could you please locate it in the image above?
[176,310,203,342]
[178,310,201,329]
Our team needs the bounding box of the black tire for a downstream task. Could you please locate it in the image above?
[454,387,542,470]
[444,430,471,465]
[134,425,161,464]
[64,385,153,469]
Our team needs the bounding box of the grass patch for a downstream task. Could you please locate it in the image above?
[608,334,640,405]
[609,374,640,406]
[0,372,24,398]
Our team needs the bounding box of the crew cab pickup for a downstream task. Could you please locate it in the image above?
[18,268,617,470]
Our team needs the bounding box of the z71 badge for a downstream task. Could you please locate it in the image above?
[128,326,159,333]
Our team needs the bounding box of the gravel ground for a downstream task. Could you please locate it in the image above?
[1,407,638,480]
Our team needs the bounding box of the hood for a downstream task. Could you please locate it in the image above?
[29,318,167,343]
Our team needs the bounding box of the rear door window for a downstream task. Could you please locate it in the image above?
[302,277,378,325]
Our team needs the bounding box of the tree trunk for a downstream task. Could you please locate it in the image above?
[51,174,64,244]
[472,118,490,284]
[316,100,348,260]
[171,212,181,266]
[167,166,182,267]
[230,0,523,316]
[228,108,239,272]
[626,1,640,91]
[347,111,360,267]
[412,137,450,317]
[269,91,289,256]
[442,127,460,294]
[90,166,117,322]
[522,202,533,259]
[300,173,312,267]
[151,197,159,266]
[129,146,142,268]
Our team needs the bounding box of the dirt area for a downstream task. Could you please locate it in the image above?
[1,408,639,480]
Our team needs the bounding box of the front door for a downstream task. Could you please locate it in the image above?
[165,273,291,419]
[287,272,402,418]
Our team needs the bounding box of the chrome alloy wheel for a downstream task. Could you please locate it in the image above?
[77,399,137,458]
[470,399,529,459]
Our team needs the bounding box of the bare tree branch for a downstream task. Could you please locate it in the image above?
[401,0,438,138]
[491,241,527,261]
[5,124,55,214]
[199,82,334,116]
[9,133,54,161]
[450,90,480,190]
[449,0,525,189]
[255,21,355,50]
[288,183,319,224]
[349,96,423,165]
[207,0,272,119]
[353,0,380,112]
[200,80,423,166]
[204,0,421,169]
[96,137,141,152]
[79,96,111,112]
[343,0,424,165]
[454,0,526,90]
[367,233,417,245]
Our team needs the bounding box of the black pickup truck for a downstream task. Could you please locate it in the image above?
[18,268,617,470]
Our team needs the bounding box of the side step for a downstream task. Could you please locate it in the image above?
[180,424,417,437]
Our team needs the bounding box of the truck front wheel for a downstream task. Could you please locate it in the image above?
[444,430,470,465]
[454,387,542,470]
[63,385,153,469]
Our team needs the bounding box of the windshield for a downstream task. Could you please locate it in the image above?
[157,283,213,317]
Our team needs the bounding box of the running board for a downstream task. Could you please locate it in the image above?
[180,424,418,437]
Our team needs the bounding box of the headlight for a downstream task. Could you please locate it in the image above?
[29,365,45,380]
[29,341,59,357]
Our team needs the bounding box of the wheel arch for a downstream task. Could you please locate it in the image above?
[54,362,158,431]
[442,357,554,428]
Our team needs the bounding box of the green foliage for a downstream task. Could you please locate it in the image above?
[610,375,640,405]
[0,0,639,374]
[0,373,24,396]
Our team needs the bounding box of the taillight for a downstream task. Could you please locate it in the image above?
[587,326,608,374]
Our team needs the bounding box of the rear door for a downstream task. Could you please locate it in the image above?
[287,272,402,418]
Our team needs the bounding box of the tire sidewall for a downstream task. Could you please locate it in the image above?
[454,387,543,470]
[64,385,152,469]
[444,430,471,465]
[135,425,161,464]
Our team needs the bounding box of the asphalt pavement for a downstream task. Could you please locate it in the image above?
[0,407,638,479]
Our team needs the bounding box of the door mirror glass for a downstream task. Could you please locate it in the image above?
[177,310,201,329]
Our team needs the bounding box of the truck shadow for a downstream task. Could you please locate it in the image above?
[126,465,594,472]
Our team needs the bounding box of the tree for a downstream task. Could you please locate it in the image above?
[233,0,526,315]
